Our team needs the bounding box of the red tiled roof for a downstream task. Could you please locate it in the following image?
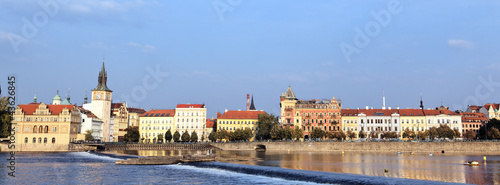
[206,119,216,128]
[19,103,75,115]
[468,105,482,111]
[460,112,488,122]
[218,110,266,119]
[127,108,146,114]
[398,109,424,116]
[111,103,123,109]
[341,109,359,116]
[176,104,205,108]
[357,109,399,116]
[484,103,499,110]
[140,109,175,117]
[423,109,459,116]
[78,107,98,118]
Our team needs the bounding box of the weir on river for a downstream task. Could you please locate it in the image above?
[102,143,222,151]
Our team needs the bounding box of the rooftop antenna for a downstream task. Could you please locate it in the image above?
[382,90,386,109]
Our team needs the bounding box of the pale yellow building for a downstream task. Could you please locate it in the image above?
[217,110,266,137]
[12,102,80,151]
[399,109,426,133]
[139,109,175,143]
[341,109,359,139]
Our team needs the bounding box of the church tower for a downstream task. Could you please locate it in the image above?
[91,61,113,142]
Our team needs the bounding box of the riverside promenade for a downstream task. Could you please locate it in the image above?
[212,141,500,153]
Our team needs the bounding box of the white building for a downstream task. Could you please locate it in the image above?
[175,104,207,141]
[357,108,401,138]
[423,107,462,132]
[79,106,103,140]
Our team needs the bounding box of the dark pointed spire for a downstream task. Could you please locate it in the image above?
[249,95,256,110]
[93,61,112,92]
[420,94,424,110]
[67,88,71,103]
[84,88,88,104]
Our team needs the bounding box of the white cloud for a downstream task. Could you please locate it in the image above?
[65,0,155,14]
[447,39,475,50]
[126,42,156,53]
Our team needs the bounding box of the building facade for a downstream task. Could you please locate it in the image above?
[216,110,266,137]
[174,104,207,141]
[423,107,462,132]
[12,102,80,151]
[139,109,175,143]
[280,86,342,139]
[341,109,360,138]
[357,108,401,138]
[460,112,488,136]
[399,109,426,133]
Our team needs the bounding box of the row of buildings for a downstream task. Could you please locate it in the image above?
[280,86,491,140]
[7,62,498,151]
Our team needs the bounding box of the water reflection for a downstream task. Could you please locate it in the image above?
[215,150,500,185]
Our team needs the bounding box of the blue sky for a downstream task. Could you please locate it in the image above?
[1,0,500,117]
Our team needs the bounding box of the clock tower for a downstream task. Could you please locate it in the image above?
[91,61,113,142]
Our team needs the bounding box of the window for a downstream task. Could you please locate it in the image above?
[33,137,36,143]
[52,138,55,143]
[52,127,57,132]
[44,138,47,143]
[38,137,42,143]
[33,126,37,133]
[25,137,28,143]
[25,127,29,132]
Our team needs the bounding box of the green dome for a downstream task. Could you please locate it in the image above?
[53,94,61,101]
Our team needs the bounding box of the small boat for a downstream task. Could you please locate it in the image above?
[464,161,481,166]
[429,153,433,156]
[397,152,402,155]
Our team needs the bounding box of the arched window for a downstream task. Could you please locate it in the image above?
[25,137,28,143]
[33,125,37,133]
[33,137,36,143]
[39,126,43,133]
[52,138,55,143]
[44,138,47,143]
[45,125,49,133]
[38,137,42,143]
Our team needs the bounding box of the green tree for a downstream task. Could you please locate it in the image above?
[181,130,190,142]
[271,126,284,140]
[346,130,356,140]
[463,130,476,140]
[427,127,438,140]
[0,97,12,138]
[417,131,428,141]
[124,126,140,142]
[256,113,277,140]
[243,127,253,141]
[283,126,293,140]
[358,130,366,139]
[311,127,324,140]
[336,130,347,140]
[478,119,500,140]
[165,129,172,143]
[233,129,244,141]
[190,131,198,142]
[208,132,216,141]
[369,131,379,139]
[157,134,164,143]
[85,130,94,141]
[453,128,461,139]
[402,128,416,139]
[173,131,180,142]
[489,127,500,139]
[293,127,303,140]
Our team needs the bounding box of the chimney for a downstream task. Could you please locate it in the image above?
[247,94,250,111]
[366,106,369,109]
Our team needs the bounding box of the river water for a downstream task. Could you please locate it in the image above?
[0,150,497,184]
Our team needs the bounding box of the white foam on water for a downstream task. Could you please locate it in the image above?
[164,164,332,185]
[70,151,124,161]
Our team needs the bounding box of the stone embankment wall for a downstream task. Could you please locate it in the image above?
[212,142,500,153]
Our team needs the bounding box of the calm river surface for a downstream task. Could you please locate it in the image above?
[1,150,497,184]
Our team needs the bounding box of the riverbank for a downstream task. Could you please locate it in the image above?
[212,141,500,153]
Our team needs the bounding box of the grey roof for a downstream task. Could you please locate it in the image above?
[93,62,112,92]
[284,86,297,100]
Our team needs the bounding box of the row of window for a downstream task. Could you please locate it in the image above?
[303,119,339,124]
[24,137,56,144]
[141,126,174,131]
[302,126,340,131]
[218,121,256,125]
[176,112,206,117]
[141,120,173,124]
[17,117,72,122]
[27,125,57,133]
[218,127,255,131]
